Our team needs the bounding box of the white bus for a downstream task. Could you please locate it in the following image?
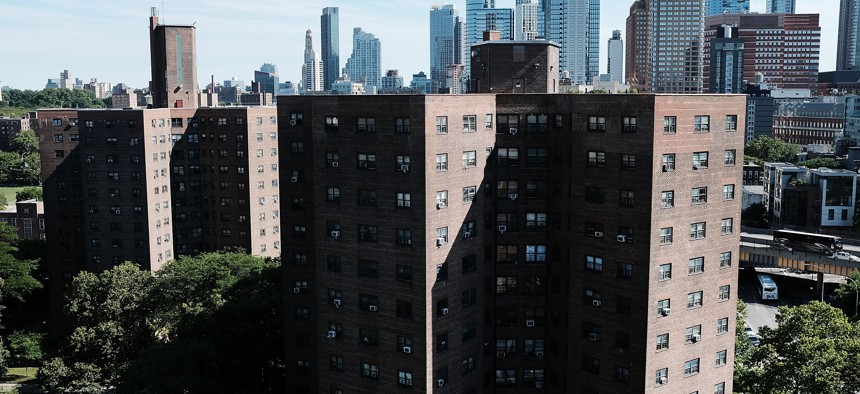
[757,274,778,301]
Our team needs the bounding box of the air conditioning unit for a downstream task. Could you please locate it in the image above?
[293,287,301,294]
[107,158,114,163]
[509,127,518,135]
[333,299,342,307]
[437,237,446,247]
[661,308,671,316]
[693,165,700,170]
[436,265,443,273]
[496,351,506,358]
[441,307,449,315]
[85,158,93,163]
[509,193,518,200]
[588,333,600,341]
[331,230,340,238]
[535,351,544,357]
[593,231,604,238]
[400,164,410,173]
[592,299,602,307]
[331,161,339,168]
[535,382,544,389]
[437,379,445,387]
[692,334,701,343]
[369,305,378,312]
[327,330,337,339]
[498,225,508,233]
[192,123,198,128]
[290,176,298,183]
[616,235,627,243]
[526,319,535,327]
[662,164,669,172]
[658,377,667,384]
[462,231,472,238]
[403,346,412,354]
[290,119,297,126]
[437,202,446,209]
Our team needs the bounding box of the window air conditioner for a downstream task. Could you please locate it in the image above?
[592,299,602,307]
[526,319,535,327]
[331,161,339,167]
[290,176,298,183]
[498,225,508,233]
[616,235,627,243]
[293,287,301,294]
[331,230,340,238]
[327,330,337,339]
[369,305,378,312]
[400,164,410,173]
[441,307,449,315]
[402,346,412,354]
[593,231,604,238]
[588,333,600,341]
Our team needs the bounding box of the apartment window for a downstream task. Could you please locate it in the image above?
[694,115,710,132]
[463,186,476,203]
[360,362,379,379]
[660,227,674,245]
[462,255,477,273]
[396,229,412,246]
[326,187,341,203]
[358,189,377,206]
[525,148,547,166]
[329,355,343,370]
[726,115,738,131]
[396,300,412,319]
[497,148,519,166]
[585,186,604,203]
[656,333,669,351]
[693,151,709,169]
[661,190,674,208]
[397,192,411,208]
[621,153,636,170]
[359,295,379,312]
[398,371,413,387]
[325,151,339,167]
[582,356,600,374]
[717,317,729,334]
[684,358,700,376]
[685,325,702,343]
[463,115,477,132]
[724,149,736,165]
[525,245,546,262]
[462,150,477,168]
[436,153,448,171]
[587,151,606,167]
[496,245,518,264]
[395,155,411,172]
[291,141,305,154]
[721,218,733,235]
[462,288,477,307]
[716,350,727,366]
[495,369,517,386]
[659,263,672,281]
[623,116,637,132]
[358,259,379,278]
[436,116,448,134]
[485,113,494,129]
[585,255,603,272]
[719,285,731,301]
[723,184,735,200]
[436,191,448,208]
[436,227,448,245]
[619,190,635,207]
[687,291,703,309]
[358,224,378,242]
[325,116,339,132]
[327,255,341,272]
[496,277,518,294]
[395,117,411,134]
[357,153,377,169]
[618,261,633,279]
[690,222,706,240]
[657,299,670,316]
[462,322,476,340]
[715,382,726,394]
[689,257,704,274]
[663,116,676,133]
[588,116,606,131]
[691,187,708,204]
[396,265,412,282]
[662,153,675,171]
[356,117,376,132]
[616,366,630,384]
[656,368,668,385]
[720,251,732,268]
[525,213,547,230]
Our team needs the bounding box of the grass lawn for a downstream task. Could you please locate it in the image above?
[0,187,41,209]
[2,366,38,383]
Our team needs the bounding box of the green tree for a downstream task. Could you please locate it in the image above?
[14,187,42,202]
[745,136,800,164]
[745,302,860,394]
[733,300,758,392]
[8,331,43,375]
[798,157,839,169]
[833,269,860,318]
[0,223,41,302]
[38,359,103,394]
[741,202,769,228]
[0,194,7,211]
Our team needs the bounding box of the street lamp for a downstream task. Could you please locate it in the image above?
[845,276,859,317]
[804,263,825,302]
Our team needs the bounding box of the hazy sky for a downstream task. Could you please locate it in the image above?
[0,0,839,90]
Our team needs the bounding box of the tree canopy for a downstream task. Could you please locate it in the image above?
[798,157,839,169]
[0,89,105,112]
[0,130,41,186]
[832,269,860,318]
[15,187,42,202]
[745,136,801,165]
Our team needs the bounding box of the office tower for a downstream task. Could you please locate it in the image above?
[279,92,744,394]
[607,30,623,83]
[38,106,282,312]
[343,27,382,92]
[515,0,540,40]
[543,0,600,85]
[626,0,648,88]
[255,64,279,98]
[470,39,560,93]
[380,69,404,93]
[410,71,432,93]
[430,5,464,93]
[704,13,820,90]
[60,70,73,90]
[302,29,324,93]
[707,25,744,93]
[465,0,514,79]
[149,7,198,109]
[321,7,340,91]
[766,0,795,13]
[260,63,278,75]
[706,0,750,16]
[645,0,705,93]
[837,0,860,70]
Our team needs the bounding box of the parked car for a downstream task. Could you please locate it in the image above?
[832,251,860,262]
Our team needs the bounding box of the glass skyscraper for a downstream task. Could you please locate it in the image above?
[515,0,540,40]
[837,0,860,70]
[543,0,600,85]
[705,0,750,16]
[647,0,705,93]
[766,0,795,13]
[465,0,513,80]
[321,7,339,91]
[343,27,382,91]
[430,4,464,93]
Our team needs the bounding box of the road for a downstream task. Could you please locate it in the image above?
[740,232,860,254]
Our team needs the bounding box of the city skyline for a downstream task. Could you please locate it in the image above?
[0,0,841,90]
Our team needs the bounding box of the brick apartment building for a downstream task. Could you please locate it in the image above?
[37,106,282,310]
[278,93,744,394]
[0,199,45,240]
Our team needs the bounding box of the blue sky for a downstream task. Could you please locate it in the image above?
[0,0,839,90]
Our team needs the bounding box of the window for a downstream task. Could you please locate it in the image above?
[396,155,411,172]
[497,148,519,166]
[720,251,732,268]
[525,213,547,230]
[691,187,707,204]
[715,382,726,394]
[726,115,738,131]
[462,356,476,374]
[663,116,676,133]
[396,300,412,319]
[693,151,709,169]
[657,299,670,316]
[436,116,448,134]
[462,150,477,168]
[616,366,630,384]
[585,255,603,272]
[398,371,413,387]
[358,224,378,242]
[359,295,379,312]
[721,218,733,235]
[717,317,729,334]
[621,153,636,170]
[358,189,377,206]
[463,115,477,132]
[396,228,413,246]
[325,116,339,132]
[356,117,376,132]
[396,265,412,282]
[684,358,700,376]
[716,350,727,367]
[582,356,600,373]
[462,322,476,340]
[619,190,635,207]
[660,227,673,245]
[623,116,637,132]
[723,184,735,200]
[719,285,731,301]
[496,277,518,294]
[358,259,379,278]
[485,113,494,129]
[588,116,606,131]
[689,257,704,274]
[395,117,411,134]
[436,190,448,208]
[462,288,477,307]
[360,362,379,379]
[659,263,672,281]
[324,151,339,166]
[587,151,606,167]
[690,222,706,240]
[656,368,668,385]
[327,255,342,272]
[656,333,669,351]
[462,186,476,203]
[661,191,674,208]
[436,227,448,245]
[397,192,411,208]
[525,245,546,262]
[662,154,675,171]
[495,369,517,386]
[526,148,547,166]
[496,245,518,264]
[618,261,633,279]
[357,153,377,170]
[685,325,702,343]
[694,115,710,132]
[687,291,703,309]
[462,255,477,273]
[329,355,343,370]
[436,154,448,171]
[326,187,341,203]
[585,186,604,204]
[724,149,736,165]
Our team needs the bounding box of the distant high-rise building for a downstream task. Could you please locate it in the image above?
[543,0,600,85]
[380,69,404,93]
[837,0,860,70]
[766,0,795,13]
[302,29,324,93]
[149,7,198,108]
[607,29,623,82]
[514,0,540,40]
[60,70,73,90]
[321,7,340,91]
[633,0,704,93]
[254,66,279,98]
[625,0,648,88]
[343,27,382,92]
[430,5,464,93]
[706,0,750,16]
[260,63,278,75]
[409,71,432,93]
[707,25,745,93]
[465,0,513,79]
